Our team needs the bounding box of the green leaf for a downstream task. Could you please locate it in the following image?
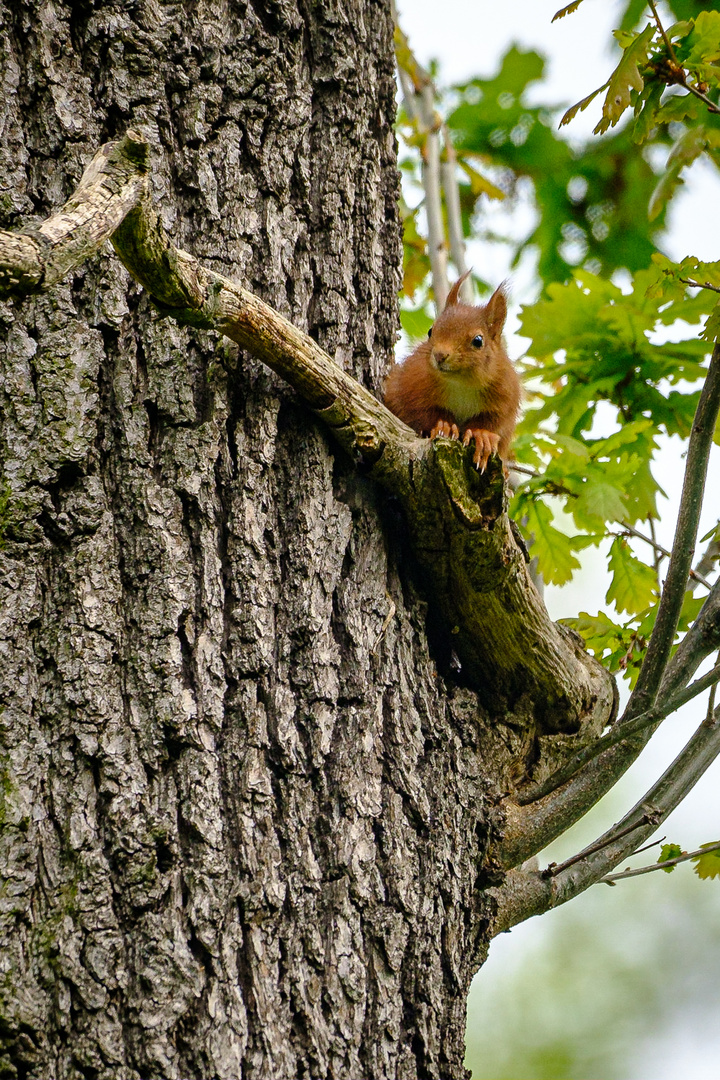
[658,843,683,872]
[518,499,582,586]
[652,92,701,125]
[560,82,610,128]
[679,11,720,67]
[594,24,657,135]
[702,299,720,344]
[575,480,627,525]
[649,126,719,220]
[677,591,704,633]
[561,609,648,682]
[693,843,720,880]
[632,80,664,144]
[399,305,433,340]
[606,536,659,615]
[552,0,584,21]
[457,157,506,200]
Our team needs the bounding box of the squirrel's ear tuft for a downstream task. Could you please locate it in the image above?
[485,283,508,337]
[444,269,472,309]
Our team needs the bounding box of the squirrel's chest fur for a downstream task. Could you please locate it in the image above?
[436,373,488,422]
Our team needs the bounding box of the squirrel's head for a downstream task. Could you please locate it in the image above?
[427,272,508,382]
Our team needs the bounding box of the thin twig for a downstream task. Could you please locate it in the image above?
[679,84,720,117]
[631,835,665,858]
[508,463,537,478]
[601,839,720,884]
[679,277,720,295]
[647,0,677,61]
[618,520,711,590]
[543,813,660,878]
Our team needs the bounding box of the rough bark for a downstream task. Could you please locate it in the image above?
[0,3,615,1079]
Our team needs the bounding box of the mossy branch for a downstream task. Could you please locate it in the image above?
[0,130,614,735]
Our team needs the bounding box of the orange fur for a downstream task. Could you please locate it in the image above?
[384,280,521,468]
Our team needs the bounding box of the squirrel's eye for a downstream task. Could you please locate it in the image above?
[471,334,484,348]
[428,327,433,338]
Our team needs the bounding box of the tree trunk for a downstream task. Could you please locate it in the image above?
[0,4,606,1078]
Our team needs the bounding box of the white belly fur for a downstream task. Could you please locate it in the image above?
[439,375,486,422]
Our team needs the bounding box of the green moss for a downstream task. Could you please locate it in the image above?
[0,754,14,830]
[0,482,10,547]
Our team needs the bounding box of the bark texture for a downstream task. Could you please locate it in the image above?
[0,3,613,1079]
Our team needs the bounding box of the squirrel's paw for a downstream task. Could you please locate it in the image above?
[463,428,500,472]
[430,419,460,441]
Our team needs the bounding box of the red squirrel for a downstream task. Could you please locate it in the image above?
[384,271,521,471]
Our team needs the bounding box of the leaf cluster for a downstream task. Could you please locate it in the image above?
[396,1,720,686]
[512,263,715,672]
[560,2,720,224]
[658,841,720,879]
[448,46,668,286]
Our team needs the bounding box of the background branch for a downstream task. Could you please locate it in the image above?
[393,9,472,307]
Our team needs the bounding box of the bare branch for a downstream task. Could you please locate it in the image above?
[0,132,149,300]
[543,812,660,878]
[661,575,720,699]
[618,519,711,589]
[679,277,720,295]
[493,704,720,932]
[517,660,720,804]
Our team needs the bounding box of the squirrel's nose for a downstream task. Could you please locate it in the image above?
[432,349,450,368]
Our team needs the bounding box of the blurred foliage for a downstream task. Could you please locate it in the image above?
[396,0,720,686]
[464,858,720,1078]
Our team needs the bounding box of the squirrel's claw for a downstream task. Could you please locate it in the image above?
[430,420,460,441]
[463,428,500,472]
